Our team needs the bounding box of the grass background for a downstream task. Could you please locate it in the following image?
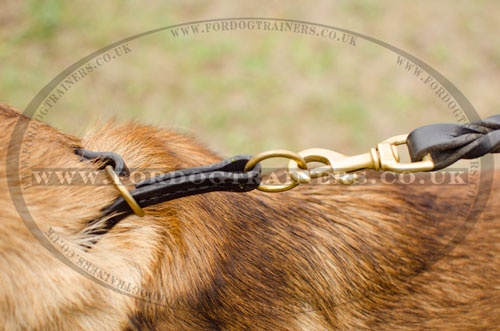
[1,1,499,165]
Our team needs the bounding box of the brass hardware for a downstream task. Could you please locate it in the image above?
[244,149,311,192]
[377,134,434,172]
[247,134,435,193]
[288,135,433,182]
[105,165,145,217]
[288,147,378,185]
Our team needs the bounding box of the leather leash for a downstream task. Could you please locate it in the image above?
[407,115,500,170]
[76,116,500,236]
[76,151,260,235]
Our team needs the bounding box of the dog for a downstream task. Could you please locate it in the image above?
[1,102,499,330]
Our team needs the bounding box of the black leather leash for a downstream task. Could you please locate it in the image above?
[407,115,500,170]
[75,115,500,237]
[76,150,260,235]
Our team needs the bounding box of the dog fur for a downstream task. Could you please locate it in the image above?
[1,103,500,330]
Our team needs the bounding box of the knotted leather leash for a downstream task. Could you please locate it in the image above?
[76,115,500,236]
[407,114,500,170]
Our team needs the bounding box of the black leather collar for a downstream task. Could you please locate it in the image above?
[76,150,261,235]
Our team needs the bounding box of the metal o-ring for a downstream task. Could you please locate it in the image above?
[244,149,309,192]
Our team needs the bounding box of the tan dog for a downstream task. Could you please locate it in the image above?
[1,103,499,330]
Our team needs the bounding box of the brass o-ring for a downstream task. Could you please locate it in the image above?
[244,149,309,192]
[105,165,145,217]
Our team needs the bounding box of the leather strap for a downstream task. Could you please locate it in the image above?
[76,150,261,235]
[75,149,130,177]
[407,115,500,170]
